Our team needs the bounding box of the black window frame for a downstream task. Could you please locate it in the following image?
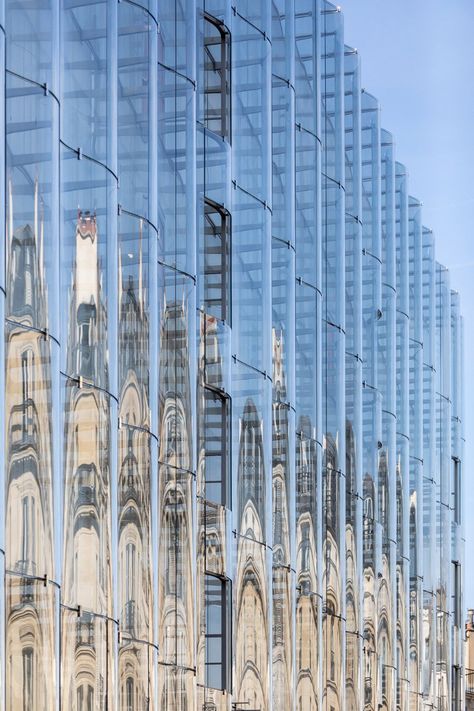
[204,572,231,691]
[203,197,231,325]
[203,12,231,141]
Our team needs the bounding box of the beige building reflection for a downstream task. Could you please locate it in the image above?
[272,330,292,711]
[117,224,154,708]
[61,209,113,711]
[5,178,56,711]
[158,291,194,710]
[235,395,269,711]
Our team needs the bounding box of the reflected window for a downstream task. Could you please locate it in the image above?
[22,648,33,711]
[203,14,231,139]
[452,456,461,524]
[205,574,230,690]
[20,495,35,574]
[77,684,94,711]
[203,199,231,323]
[453,561,461,628]
[204,387,229,506]
[124,542,136,633]
[126,677,134,711]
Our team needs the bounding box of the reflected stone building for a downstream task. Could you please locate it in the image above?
[0,0,465,710]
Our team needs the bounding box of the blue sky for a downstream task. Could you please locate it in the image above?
[339,0,474,607]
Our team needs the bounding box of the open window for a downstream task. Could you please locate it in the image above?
[203,13,231,140]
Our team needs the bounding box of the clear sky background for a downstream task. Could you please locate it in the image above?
[339,0,474,608]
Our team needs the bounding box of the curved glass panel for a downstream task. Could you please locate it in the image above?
[6,75,59,336]
[61,377,112,615]
[118,1,155,221]
[61,0,114,165]
[61,149,116,392]
[5,0,58,89]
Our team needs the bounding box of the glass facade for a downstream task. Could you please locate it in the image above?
[0,0,465,709]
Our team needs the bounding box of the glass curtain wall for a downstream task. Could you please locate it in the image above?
[0,0,465,710]
[294,0,322,709]
[435,263,452,711]
[422,228,436,711]
[395,161,410,711]
[379,129,397,711]
[344,44,362,711]
[361,88,382,711]
[408,197,423,711]
[321,7,345,711]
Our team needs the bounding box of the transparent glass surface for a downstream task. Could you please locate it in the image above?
[6,75,59,336]
[231,186,271,372]
[6,0,58,89]
[157,0,196,79]
[118,1,155,220]
[232,13,271,205]
[296,126,321,287]
[158,67,196,274]
[61,0,112,164]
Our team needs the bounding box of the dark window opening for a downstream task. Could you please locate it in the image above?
[205,574,230,691]
[203,198,231,324]
[204,387,229,506]
[204,13,231,140]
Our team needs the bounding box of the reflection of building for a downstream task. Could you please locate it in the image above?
[5,179,55,711]
[465,612,474,711]
[0,1,465,710]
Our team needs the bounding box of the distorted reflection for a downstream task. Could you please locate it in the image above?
[61,208,112,706]
[323,434,342,711]
[66,210,107,385]
[346,421,360,711]
[363,467,377,711]
[235,394,269,711]
[272,329,292,710]
[158,287,194,707]
[5,171,56,708]
[295,413,318,711]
